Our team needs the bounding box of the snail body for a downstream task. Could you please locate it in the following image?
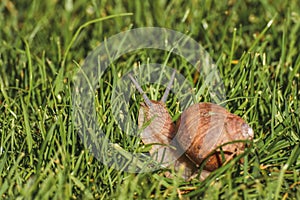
[129,71,254,180]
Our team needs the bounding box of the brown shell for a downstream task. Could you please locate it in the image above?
[175,102,254,171]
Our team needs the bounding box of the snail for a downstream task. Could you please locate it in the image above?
[128,70,254,180]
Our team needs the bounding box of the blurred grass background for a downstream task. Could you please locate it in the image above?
[0,0,299,199]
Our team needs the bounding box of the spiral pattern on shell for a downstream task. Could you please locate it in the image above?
[175,102,254,171]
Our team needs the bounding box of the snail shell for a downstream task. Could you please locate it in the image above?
[176,102,254,171]
[128,71,254,180]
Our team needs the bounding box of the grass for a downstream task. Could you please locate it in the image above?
[0,0,299,199]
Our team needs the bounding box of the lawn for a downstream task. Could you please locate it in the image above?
[0,0,299,199]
